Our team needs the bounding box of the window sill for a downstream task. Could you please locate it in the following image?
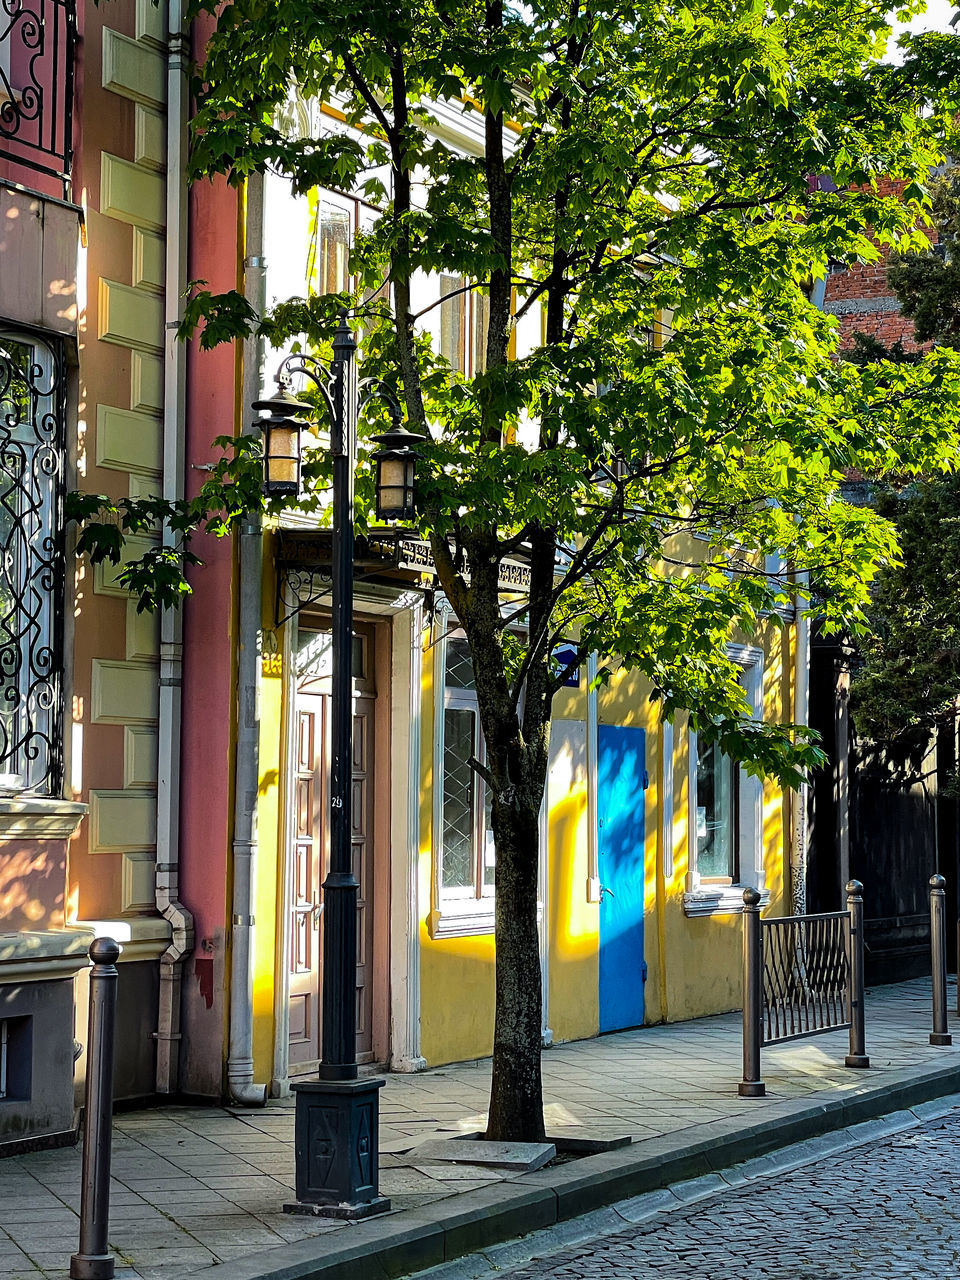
[0,797,87,841]
[428,905,496,939]
[0,927,98,981]
[683,886,770,918]
[428,900,544,939]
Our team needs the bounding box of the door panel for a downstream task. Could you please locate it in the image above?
[598,725,647,1033]
[288,697,325,1068]
[288,624,379,1071]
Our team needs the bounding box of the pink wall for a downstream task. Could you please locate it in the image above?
[177,14,241,1099]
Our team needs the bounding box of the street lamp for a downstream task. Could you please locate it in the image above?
[370,424,423,521]
[252,384,313,496]
[252,317,420,1219]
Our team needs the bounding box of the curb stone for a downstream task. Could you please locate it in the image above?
[191,1059,960,1280]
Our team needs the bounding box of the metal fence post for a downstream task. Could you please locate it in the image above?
[844,881,869,1068]
[70,938,121,1280]
[739,887,765,1097]
[929,874,952,1046]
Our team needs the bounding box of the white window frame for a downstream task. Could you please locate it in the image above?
[683,643,768,917]
[429,602,497,937]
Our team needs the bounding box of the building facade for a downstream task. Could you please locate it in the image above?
[225,99,806,1093]
[1,4,805,1144]
[0,0,201,1149]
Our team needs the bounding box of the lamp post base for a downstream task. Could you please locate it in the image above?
[738,1081,766,1098]
[283,1195,391,1219]
[844,1054,870,1068]
[930,1032,953,1046]
[286,1077,390,1218]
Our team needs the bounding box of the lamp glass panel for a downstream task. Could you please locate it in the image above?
[377,454,408,512]
[267,422,299,486]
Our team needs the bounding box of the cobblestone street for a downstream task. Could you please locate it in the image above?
[506,1109,960,1279]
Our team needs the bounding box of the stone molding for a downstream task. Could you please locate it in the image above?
[72,916,172,963]
[0,797,87,841]
[0,927,95,981]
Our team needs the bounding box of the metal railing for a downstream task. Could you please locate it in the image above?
[0,0,76,198]
[740,881,869,1097]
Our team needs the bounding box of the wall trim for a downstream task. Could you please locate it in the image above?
[72,916,172,963]
[0,928,94,981]
[0,797,87,841]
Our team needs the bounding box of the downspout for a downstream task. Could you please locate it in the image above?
[791,578,811,917]
[226,171,267,1105]
[155,0,195,1094]
[791,267,827,917]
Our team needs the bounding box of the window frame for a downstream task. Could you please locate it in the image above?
[430,609,497,937]
[683,644,768,917]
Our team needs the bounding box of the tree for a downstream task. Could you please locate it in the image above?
[850,475,960,787]
[844,179,960,781]
[70,1,960,1140]
[887,174,960,349]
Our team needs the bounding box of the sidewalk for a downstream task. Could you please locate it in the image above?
[1,978,958,1280]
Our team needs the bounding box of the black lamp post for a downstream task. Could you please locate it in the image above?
[253,317,420,1218]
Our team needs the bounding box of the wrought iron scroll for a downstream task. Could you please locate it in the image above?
[0,0,76,197]
[761,911,851,1046]
[0,329,65,795]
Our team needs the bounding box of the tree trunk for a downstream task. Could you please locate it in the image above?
[485,790,546,1143]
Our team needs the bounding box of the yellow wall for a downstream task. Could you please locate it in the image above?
[418,606,797,1063]
[255,559,799,1074]
[252,548,285,1084]
[545,717,598,1045]
[419,631,497,1063]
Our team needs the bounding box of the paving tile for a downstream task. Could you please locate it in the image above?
[0,978,955,1278]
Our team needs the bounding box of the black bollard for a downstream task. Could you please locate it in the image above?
[739,888,765,1097]
[70,938,121,1280]
[844,881,869,1068]
[929,875,952,1046]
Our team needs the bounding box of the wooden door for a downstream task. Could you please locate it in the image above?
[288,624,379,1072]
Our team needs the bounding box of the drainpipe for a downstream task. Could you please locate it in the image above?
[226,171,267,1105]
[792,269,828,917]
[791,578,811,917]
[155,0,195,1095]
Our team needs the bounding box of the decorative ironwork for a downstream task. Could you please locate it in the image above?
[0,328,65,794]
[0,0,76,197]
[761,911,851,1046]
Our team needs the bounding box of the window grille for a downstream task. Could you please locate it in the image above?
[0,329,65,794]
[0,0,76,197]
[440,635,495,899]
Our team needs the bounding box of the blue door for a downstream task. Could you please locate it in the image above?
[598,725,647,1032]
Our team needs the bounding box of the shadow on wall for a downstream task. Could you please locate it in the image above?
[0,841,67,929]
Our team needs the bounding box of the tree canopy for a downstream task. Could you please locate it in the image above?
[68,0,960,1137]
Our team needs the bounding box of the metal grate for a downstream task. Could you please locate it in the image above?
[761,911,851,1046]
[0,329,65,795]
[0,0,76,197]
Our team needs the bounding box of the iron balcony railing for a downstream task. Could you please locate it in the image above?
[0,0,76,198]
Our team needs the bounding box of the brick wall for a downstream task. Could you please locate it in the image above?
[822,176,935,351]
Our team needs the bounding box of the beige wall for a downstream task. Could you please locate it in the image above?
[68,0,169,928]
